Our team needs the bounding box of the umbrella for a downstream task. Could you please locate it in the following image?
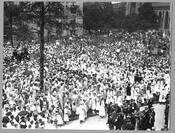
[26,111,33,118]
[15,115,19,122]
[23,70,33,76]
[2,116,10,124]
[6,112,12,116]
[18,110,29,116]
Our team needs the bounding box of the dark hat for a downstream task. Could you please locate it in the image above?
[2,116,10,124]
[21,116,25,119]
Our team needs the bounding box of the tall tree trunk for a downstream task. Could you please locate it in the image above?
[9,15,13,47]
[40,2,45,92]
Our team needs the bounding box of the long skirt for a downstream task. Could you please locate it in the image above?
[79,112,85,121]
[99,105,106,117]
[57,115,64,125]
[96,101,100,111]
[35,105,41,113]
[79,108,85,121]
[76,107,80,115]
[106,97,110,105]
[64,114,69,122]
[117,96,123,107]
[84,105,88,118]
[92,100,97,110]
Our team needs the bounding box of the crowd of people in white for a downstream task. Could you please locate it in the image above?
[2,29,170,129]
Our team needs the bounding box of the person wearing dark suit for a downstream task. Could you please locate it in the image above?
[114,104,121,113]
[106,102,113,124]
[122,102,128,118]
[149,107,155,129]
[122,115,135,130]
[137,113,147,130]
[114,113,124,130]
[108,111,116,130]
[130,113,136,127]
[148,98,154,109]
[126,104,132,115]
[144,108,150,130]
[126,83,131,96]
[131,100,137,113]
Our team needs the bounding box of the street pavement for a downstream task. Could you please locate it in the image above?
[45,103,166,130]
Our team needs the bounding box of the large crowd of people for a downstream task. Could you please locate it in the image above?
[2,29,170,130]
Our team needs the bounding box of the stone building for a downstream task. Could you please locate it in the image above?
[61,1,83,36]
[125,2,171,30]
[112,2,126,12]
[152,2,171,30]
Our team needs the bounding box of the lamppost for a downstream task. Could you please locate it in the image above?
[56,18,62,36]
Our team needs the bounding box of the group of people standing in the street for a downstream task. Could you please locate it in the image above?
[106,99,156,130]
[2,29,170,130]
[164,92,170,130]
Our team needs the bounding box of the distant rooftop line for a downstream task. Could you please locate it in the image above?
[112,2,121,4]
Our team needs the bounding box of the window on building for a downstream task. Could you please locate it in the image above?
[165,11,169,29]
[159,12,162,25]
[70,5,78,14]
[131,3,136,13]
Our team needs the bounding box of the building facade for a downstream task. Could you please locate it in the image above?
[61,1,83,36]
[125,2,171,30]
[152,2,171,30]
[112,2,126,12]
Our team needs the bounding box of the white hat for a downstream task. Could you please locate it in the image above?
[152,127,155,130]
[80,101,84,105]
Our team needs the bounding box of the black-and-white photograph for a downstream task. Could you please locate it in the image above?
[2,1,171,131]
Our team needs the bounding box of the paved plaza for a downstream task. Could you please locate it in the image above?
[44,104,166,130]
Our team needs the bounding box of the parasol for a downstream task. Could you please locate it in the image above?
[5,112,12,116]
[18,110,29,116]
[2,116,10,124]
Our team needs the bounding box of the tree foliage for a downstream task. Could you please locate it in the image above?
[83,2,116,34]
[20,2,64,41]
[138,3,160,29]
[121,3,160,33]
[4,2,32,46]
[83,2,161,34]
[4,1,66,91]
[4,2,65,46]
[21,2,64,91]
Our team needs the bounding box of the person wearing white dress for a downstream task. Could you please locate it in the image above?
[91,93,97,114]
[82,100,88,118]
[35,98,41,113]
[131,85,136,101]
[153,80,158,93]
[105,94,110,105]
[63,106,70,124]
[117,94,123,107]
[158,81,165,103]
[159,84,168,103]
[78,102,86,123]
[51,107,57,126]
[87,94,92,113]
[56,107,64,126]
[7,122,16,129]
[99,98,106,118]
[96,97,100,114]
